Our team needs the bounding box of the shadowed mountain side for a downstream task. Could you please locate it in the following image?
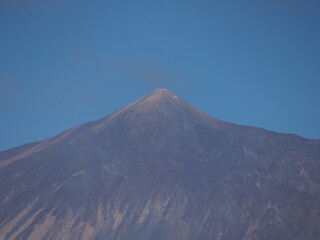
[0,89,320,240]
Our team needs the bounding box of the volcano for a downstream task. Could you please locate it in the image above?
[0,89,319,240]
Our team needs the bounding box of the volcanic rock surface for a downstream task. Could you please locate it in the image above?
[0,89,320,240]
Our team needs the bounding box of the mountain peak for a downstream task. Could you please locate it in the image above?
[105,88,226,132]
[114,89,181,115]
[147,88,178,102]
[150,88,174,95]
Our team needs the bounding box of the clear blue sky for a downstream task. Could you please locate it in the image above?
[1,0,319,151]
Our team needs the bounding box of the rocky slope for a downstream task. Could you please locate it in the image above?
[0,89,319,240]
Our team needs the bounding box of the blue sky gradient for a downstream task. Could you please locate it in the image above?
[1,0,320,151]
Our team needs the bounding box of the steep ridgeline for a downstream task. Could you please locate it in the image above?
[0,89,320,240]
